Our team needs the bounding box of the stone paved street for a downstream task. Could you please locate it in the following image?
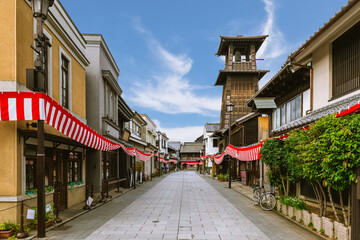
[44,171,321,240]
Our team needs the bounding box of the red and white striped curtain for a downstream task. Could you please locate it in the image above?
[0,92,156,160]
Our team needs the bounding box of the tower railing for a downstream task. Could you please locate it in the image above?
[229,61,256,71]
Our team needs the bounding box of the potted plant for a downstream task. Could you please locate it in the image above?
[32,207,56,230]
[0,221,17,239]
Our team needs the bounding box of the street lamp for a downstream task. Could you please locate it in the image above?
[30,0,53,238]
[227,102,234,189]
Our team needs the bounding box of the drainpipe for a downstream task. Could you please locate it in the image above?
[309,67,313,113]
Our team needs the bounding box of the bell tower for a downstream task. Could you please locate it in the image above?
[215,35,269,129]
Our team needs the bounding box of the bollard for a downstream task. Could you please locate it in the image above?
[115,179,122,193]
[100,180,106,203]
[106,179,112,198]
[16,201,29,238]
[55,186,62,223]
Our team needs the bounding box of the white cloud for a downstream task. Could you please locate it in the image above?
[154,119,203,143]
[129,18,221,116]
[257,0,288,59]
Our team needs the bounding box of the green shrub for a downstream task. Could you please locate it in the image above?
[0,221,16,231]
[280,196,306,210]
[319,229,325,235]
[308,222,313,228]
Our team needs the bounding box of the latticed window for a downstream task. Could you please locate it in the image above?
[332,21,360,97]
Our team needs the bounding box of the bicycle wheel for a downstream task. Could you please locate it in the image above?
[259,193,276,211]
[253,188,260,202]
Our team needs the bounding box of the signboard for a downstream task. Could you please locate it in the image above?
[86,196,94,207]
[26,209,35,220]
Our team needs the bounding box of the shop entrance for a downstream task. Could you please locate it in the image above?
[54,150,68,211]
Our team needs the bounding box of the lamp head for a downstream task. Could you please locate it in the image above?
[31,0,54,20]
[226,102,234,112]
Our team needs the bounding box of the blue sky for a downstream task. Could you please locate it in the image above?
[61,0,348,142]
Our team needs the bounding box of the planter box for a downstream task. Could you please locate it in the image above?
[302,210,312,227]
[334,221,349,240]
[322,217,334,238]
[311,213,322,231]
[276,201,282,212]
[295,209,303,222]
[0,229,13,239]
[281,204,288,216]
[36,220,54,230]
[288,206,295,219]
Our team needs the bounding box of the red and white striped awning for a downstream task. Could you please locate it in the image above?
[236,143,262,161]
[213,152,226,165]
[0,92,155,160]
[212,142,263,165]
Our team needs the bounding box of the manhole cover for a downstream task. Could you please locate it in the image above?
[152,220,159,223]
[54,226,72,231]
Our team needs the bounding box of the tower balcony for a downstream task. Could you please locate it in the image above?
[228,61,256,71]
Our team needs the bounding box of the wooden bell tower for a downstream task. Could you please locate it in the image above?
[215,35,269,129]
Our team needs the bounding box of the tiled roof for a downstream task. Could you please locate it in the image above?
[168,141,181,150]
[180,142,203,153]
[205,123,220,132]
[272,93,360,135]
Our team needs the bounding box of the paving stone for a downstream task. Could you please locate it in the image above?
[44,171,322,240]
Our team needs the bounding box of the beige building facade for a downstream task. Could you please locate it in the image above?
[0,0,89,223]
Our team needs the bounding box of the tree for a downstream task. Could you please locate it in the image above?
[261,138,290,196]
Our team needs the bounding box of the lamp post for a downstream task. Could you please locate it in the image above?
[30,0,53,238]
[152,149,157,181]
[227,102,234,189]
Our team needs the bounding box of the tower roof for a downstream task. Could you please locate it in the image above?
[214,70,269,86]
[215,35,268,56]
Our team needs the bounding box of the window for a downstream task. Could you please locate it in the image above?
[104,82,116,121]
[102,152,117,180]
[332,21,360,98]
[281,105,286,126]
[275,108,280,128]
[213,139,218,148]
[61,56,69,108]
[272,94,302,129]
[133,123,141,137]
[26,157,36,190]
[68,152,82,183]
[25,145,51,190]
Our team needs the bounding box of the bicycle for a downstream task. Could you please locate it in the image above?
[252,184,276,211]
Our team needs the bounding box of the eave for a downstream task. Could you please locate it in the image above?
[214,70,269,86]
